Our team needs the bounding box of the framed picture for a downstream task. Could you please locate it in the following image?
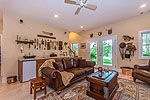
[80,43,86,49]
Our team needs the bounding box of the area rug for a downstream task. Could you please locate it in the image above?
[38,78,150,100]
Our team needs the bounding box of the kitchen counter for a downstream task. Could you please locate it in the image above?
[18,56,71,61]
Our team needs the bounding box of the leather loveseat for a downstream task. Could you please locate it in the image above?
[132,64,150,84]
[41,57,96,94]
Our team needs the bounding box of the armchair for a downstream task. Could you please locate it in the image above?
[132,64,150,84]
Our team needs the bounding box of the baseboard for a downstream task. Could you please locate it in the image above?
[2,77,7,83]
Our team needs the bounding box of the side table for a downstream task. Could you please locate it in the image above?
[30,77,47,100]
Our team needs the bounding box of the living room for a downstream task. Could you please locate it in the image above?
[0,0,150,100]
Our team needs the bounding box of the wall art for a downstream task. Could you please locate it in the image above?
[80,43,86,49]
[90,33,93,38]
[98,32,102,36]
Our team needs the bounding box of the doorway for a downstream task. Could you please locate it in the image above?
[87,35,117,69]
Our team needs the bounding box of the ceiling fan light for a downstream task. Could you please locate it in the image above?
[54,14,59,18]
[140,4,146,8]
[80,26,83,28]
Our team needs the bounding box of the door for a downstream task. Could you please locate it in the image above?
[99,35,117,68]
[87,35,117,68]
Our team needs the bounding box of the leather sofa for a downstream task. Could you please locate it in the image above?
[41,57,96,94]
[132,64,150,84]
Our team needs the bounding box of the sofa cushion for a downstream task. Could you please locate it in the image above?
[86,61,96,67]
[63,58,74,69]
[134,69,150,78]
[53,62,64,72]
[79,59,87,68]
[66,67,93,78]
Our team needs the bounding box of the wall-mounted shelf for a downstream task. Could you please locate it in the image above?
[16,40,34,45]
[37,35,56,39]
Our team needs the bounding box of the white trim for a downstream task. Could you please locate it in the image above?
[139,30,150,59]
[2,77,7,83]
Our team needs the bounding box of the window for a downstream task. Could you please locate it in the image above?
[71,42,79,56]
[139,30,150,59]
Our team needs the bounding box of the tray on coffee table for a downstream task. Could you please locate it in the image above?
[92,71,113,80]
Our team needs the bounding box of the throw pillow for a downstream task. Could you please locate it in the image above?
[62,59,67,70]
[79,59,87,68]
[63,58,74,69]
[53,62,64,72]
[73,58,79,67]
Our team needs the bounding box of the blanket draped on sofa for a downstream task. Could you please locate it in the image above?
[39,59,74,86]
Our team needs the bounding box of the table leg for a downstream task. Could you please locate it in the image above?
[34,85,36,100]
[44,84,47,95]
[30,82,32,94]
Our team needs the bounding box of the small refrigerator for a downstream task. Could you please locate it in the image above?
[22,60,36,82]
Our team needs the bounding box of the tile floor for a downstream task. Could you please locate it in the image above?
[0,73,133,100]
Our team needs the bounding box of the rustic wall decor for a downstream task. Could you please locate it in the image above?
[119,42,136,61]
[80,43,86,49]
[42,31,53,36]
[108,29,112,34]
[106,28,112,35]
[90,33,93,38]
[98,32,102,36]
[59,41,63,50]
[123,35,134,42]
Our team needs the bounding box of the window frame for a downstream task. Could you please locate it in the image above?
[71,42,79,56]
[139,30,150,59]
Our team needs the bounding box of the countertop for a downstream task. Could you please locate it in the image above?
[18,56,71,61]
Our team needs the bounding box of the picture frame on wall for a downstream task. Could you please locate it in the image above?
[80,43,86,49]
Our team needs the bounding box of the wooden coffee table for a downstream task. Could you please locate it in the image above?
[87,71,119,100]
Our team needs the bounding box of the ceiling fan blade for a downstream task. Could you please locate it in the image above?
[65,0,78,5]
[83,0,88,4]
[75,7,81,15]
[84,4,97,10]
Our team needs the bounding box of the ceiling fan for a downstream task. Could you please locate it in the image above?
[64,0,97,15]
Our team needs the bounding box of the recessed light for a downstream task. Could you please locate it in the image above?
[54,14,59,18]
[80,26,83,28]
[140,4,146,8]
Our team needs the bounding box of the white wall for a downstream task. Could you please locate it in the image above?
[1,13,69,78]
[75,14,150,68]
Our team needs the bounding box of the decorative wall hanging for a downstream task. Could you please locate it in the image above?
[123,35,134,42]
[64,42,68,50]
[59,41,63,50]
[37,35,56,39]
[80,43,86,49]
[47,41,50,50]
[119,42,126,60]
[90,33,93,38]
[106,28,112,35]
[119,42,136,61]
[98,32,102,36]
[42,31,53,36]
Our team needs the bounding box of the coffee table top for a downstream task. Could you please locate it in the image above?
[87,71,118,86]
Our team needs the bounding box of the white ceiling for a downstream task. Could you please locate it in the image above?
[0,0,150,32]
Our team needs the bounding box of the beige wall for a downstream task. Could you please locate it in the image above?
[69,32,81,46]
[73,14,150,68]
[1,13,69,78]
